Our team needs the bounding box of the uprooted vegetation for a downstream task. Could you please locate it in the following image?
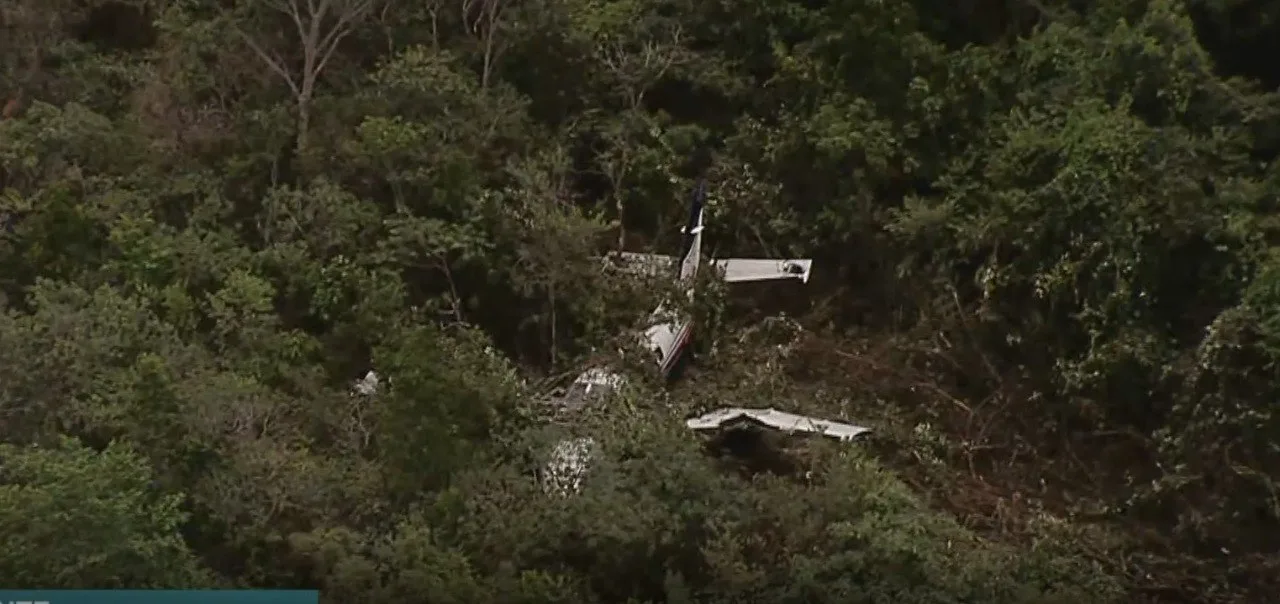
[2,0,1280,600]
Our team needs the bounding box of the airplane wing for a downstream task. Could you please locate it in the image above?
[711,258,813,284]
[686,407,870,441]
[604,251,675,277]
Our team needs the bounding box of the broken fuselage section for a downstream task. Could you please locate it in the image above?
[544,179,815,408]
[538,180,834,494]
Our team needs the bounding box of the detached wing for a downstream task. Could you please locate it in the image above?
[711,258,813,283]
[604,252,676,278]
[686,407,870,441]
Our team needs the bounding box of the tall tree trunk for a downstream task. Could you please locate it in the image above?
[296,67,315,154]
[296,99,311,154]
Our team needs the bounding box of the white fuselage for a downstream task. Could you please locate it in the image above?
[644,313,695,378]
[538,180,821,495]
[555,180,814,398]
[640,203,704,379]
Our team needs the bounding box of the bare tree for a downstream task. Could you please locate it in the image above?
[228,0,386,153]
[597,23,684,111]
[460,0,508,91]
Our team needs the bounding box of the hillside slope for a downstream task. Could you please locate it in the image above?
[1,0,1279,600]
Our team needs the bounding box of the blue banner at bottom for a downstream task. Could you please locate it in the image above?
[0,591,318,604]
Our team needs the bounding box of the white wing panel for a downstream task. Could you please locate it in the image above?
[711,258,813,283]
[686,407,870,441]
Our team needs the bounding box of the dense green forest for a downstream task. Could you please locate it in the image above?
[3,0,1280,600]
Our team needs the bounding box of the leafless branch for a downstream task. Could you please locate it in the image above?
[596,22,685,109]
[315,0,373,77]
[227,0,385,152]
[273,0,307,41]
[233,28,301,98]
[460,0,507,90]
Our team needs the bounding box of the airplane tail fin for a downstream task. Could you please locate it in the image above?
[677,179,706,283]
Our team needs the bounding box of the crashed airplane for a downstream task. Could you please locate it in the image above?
[543,179,814,409]
[539,180,871,495]
[346,180,870,494]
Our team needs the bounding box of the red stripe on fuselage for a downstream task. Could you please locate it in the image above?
[660,322,694,379]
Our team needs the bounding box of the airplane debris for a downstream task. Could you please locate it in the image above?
[711,258,813,284]
[605,251,671,277]
[686,407,870,441]
[596,178,817,381]
[542,436,596,495]
[574,367,626,395]
[543,368,627,411]
[533,179,834,496]
[352,370,379,396]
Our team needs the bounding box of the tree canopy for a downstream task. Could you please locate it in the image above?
[2,0,1279,600]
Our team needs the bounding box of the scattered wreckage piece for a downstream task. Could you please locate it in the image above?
[686,407,870,441]
[541,408,869,496]
[352,370,380,396]
[533,178,823,496]
[536,369,621,495]
[541,436,596,496]
[606,251,671,278]
[541,367,627,412]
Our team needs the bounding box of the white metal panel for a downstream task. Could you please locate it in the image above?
[352,370,380,396]
[711,258,813,283]
[686,407,870,441]
[642,320,678,365]
[545,368,627,410]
